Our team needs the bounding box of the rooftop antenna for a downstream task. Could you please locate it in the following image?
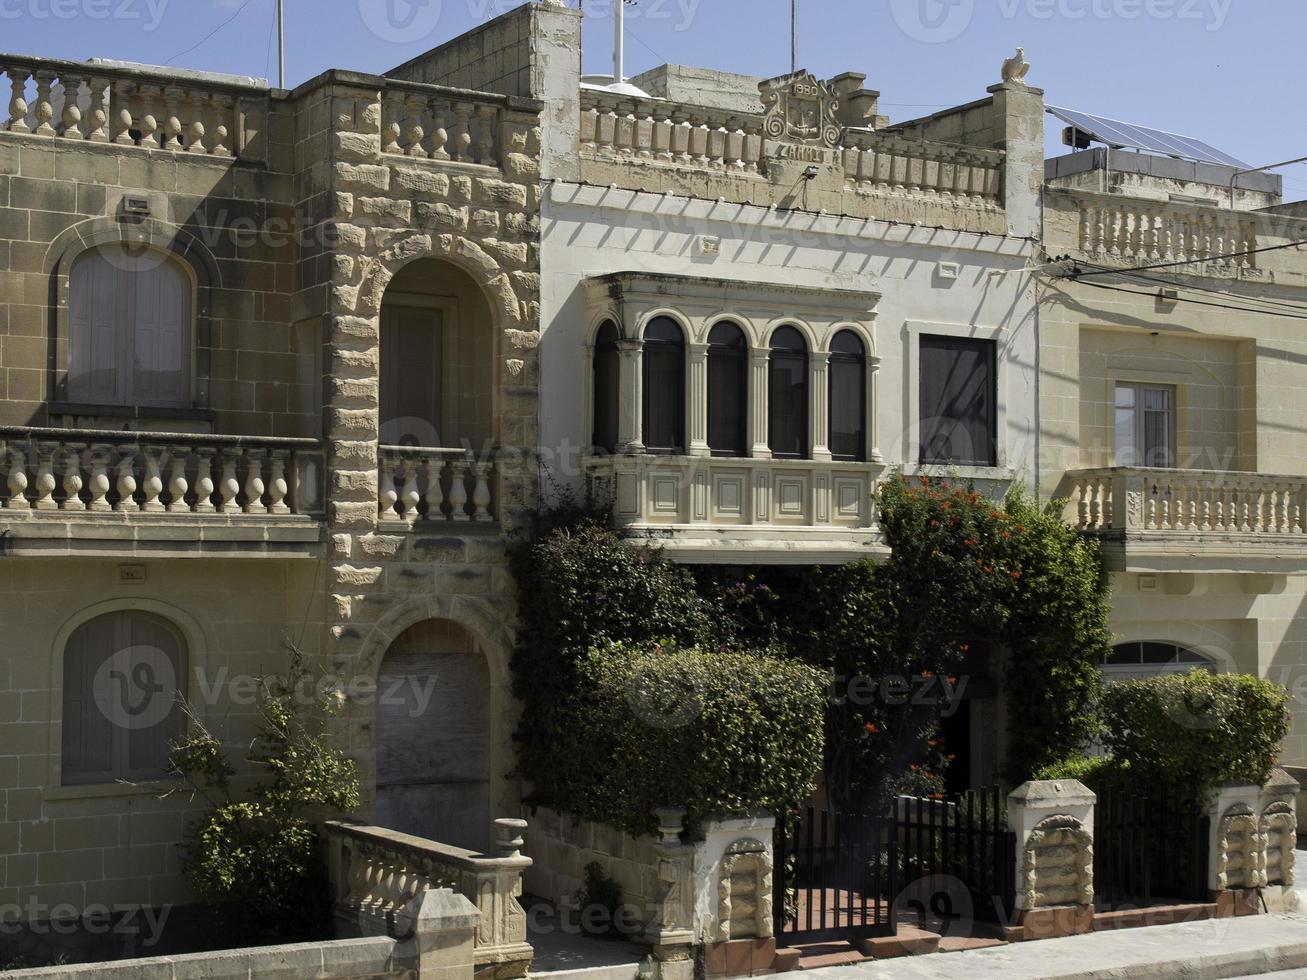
[277,0,285,88]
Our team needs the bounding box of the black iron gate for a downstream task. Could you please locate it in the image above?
[773,807,897,944]
[773,788,1016,945]
[1094,785,1210,909]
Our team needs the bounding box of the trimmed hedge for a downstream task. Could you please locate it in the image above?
[568,642,827,836]
[1100,671,1290,791]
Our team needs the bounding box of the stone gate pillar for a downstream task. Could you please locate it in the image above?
[1007,779,1095,940]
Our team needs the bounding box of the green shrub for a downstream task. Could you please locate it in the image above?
[167,647,360,941]
[1100,671,1290,796]
[564,642,827,836]
[1032,755,1129,794]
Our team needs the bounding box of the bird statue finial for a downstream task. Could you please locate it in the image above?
[1001,47,1031,86]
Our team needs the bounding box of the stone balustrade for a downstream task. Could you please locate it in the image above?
[1071,192,1258,269]
[842,131,1004,202]
[325,819,533,980]
[378,446,495,524]
[379,81,506,166]
[578,88,1004,204]
[0,427,323,517]
[1,54,266,158]
[1067,467,1307,535]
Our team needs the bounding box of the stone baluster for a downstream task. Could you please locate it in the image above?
[476,104,497,165]
[32,71,55,137]
[162,86,183,150]
[452,102,473,162]
[472,461,492,522]
[425,457,446,520]
[136,83,160,149]
[1089,479,1104,529]
[59,73,85,139]
[115,451,139,513]
[167,448,191,513]
[404,92,426,157]
[243,450,267,514]
[7,68,31,134]
[217,449,241,513]
[689,114,710,166]
[449,458,470,522]
[399,459,420,521]
[1292,486,1305,534]
[86,446,111,512]
[708,122,728,169]
[111,79,135,145]
[382,92,403,154]
[210,93,232,157]
[1076,479,1090,528]
[671,111,691,164]
[86,77,109,142]
[4,447,29,510]
[651,106,673,163]
[430,101,450,160]
[594,104,616,154]
[141,450,165,513]
[184,90,208,153]
[268,451,290,515]
[32,445,57,511]
[614,101,635,157]
[61,446,85,511]
[378,456,399,520]
[579,103,598,152]
[193,450,216,513]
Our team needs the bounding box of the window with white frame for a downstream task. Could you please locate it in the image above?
[61,610,187,785]
[68,246,192,408]
[768,326,809,459]
[642,317,686,454]
[1114,382,1176,468]
[707,321,748,458]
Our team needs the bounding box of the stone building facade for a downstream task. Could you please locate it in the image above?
[0,43,542,925]
[1041,139,1307,775]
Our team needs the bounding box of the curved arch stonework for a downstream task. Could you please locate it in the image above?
[1216,803,1267,890]
[1018,814,1093,910]
[1262,801,1296,887]
[715,837,773,942]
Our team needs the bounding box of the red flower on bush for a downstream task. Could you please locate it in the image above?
[864,722,879,734]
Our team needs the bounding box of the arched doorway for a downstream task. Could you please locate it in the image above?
[375,619,491,852]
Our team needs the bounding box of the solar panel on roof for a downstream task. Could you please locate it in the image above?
[1046,105,1251,170]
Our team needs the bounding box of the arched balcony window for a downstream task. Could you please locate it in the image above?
[642,316,685,454]
[769,326,808,459]
[592,321,620,453]
[707,322,747,457]
[829,330,867,462]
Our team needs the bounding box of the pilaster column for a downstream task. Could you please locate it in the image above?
[617,339,644,452]
[687,344,709,457]
[748,348,771,459]
[1008,780,1095,940]
[810,351,832,462]
[868,355,883,462]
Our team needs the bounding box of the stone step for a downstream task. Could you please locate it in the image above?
[529,962,643,980]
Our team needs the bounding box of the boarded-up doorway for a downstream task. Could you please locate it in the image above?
[375,619,491,852]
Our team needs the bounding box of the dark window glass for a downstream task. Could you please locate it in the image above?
[708,322,747,457]
[769,326,808,459]
[829,330,866,462]
[592,321,620,453]
[919,336,997,466]
[643,317,685,453]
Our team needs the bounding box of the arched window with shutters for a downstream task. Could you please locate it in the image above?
[769,326,808,459]
[829,330,867,462]
[61,610,188,785]
[707,321,747,457]
[592,321,621,453]
[642,316,686,454]
[68,246,192,408]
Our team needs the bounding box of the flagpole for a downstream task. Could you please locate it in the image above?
[791,0,797,72]
[277,0,285,88]
[614,0,625,84]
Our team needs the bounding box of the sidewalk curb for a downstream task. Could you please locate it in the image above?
[1011,939,1307,980]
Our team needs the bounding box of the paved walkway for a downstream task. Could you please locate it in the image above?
[781,914,1307,980]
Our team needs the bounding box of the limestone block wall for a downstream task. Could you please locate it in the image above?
[0,92,312,437]
[0,556,320,914]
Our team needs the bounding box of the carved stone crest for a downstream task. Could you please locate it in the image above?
[759,71,842,148]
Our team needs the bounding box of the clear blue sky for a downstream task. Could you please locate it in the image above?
[5,0,1306,196]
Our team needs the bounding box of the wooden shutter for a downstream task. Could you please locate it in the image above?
[68,250,125,404]
[61,615,117,784]
[130,254,190,407]
[380,305,443,446]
